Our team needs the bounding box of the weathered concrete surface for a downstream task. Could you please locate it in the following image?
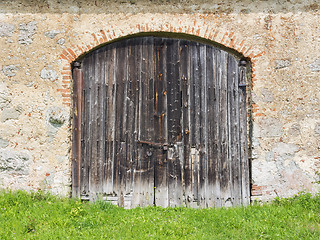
[0,0,319,200]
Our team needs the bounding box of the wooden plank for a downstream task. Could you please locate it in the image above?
[180,40,192,207]
[154,37,169,207]
[218,50,232,207]
[114,41,128,207]
[198,44,207,208]
[81,53,95,199]
[104,45,116,196]
[166,39,183,207]
[80,58,88,199]
[72,63,83,199]
[239,63,250,206]
[132,37,143,207]
[89,50,99,200]
[227,54,241,206]
[125,38,138,208]
[205,46,215,207]
[140,36,155,206]
[132,37,155,207]
[92,49,105,197]
[120,40,130,207]
[211,48,222,207]
[166,39,182,144]
[190,42,201,206]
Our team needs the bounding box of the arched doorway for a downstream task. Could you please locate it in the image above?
[72,36,249,208]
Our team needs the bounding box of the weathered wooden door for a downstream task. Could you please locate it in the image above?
[72,36,249,208]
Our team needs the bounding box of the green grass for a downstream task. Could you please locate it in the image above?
[0,191,319,239]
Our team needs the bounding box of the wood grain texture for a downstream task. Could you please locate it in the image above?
[72,65,83,198]
[73,36,250,208]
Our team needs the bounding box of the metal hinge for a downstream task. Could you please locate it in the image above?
[239,59,247,87]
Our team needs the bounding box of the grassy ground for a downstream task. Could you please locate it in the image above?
[0,191,319,239]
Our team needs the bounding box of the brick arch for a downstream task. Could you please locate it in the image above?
[58,23,264,106]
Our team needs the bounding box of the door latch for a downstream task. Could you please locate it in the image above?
[137,140,171,150]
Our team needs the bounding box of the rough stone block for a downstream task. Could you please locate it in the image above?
[260,88,274,102]
[288,123,301,137]
[0,137,9,148]
[308,59,320,72]
[19,21,37,45]
[47,106,67,128]
[2,65,19,77]
[259,118,283,138]
[274,59,291,69]
[40,67,58,81]
[0,22,15,37]
[44,30,61,39]
[56,38,65,45]
[1,107,22,122]
[0,93,10,109]
[272,142,299,161]
[0,150,30,175]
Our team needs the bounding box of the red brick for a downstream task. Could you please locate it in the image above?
[213,30,219,40]
[63,65,71,71]
[62,93,71,98]
[59,53,69,61]
[252,51,265,59]
[61,70,70,75]
[100,30,108,42]
[239,39,245,47]
[229,37,236,48]
[67,48,77,59]
[57,88,70,93]
[221,32,228,44]
[91,33,99,45]
[62,102,71,107]
[62,80,70,84]
[255,113,266,117]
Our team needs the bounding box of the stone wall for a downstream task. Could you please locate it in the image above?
[0,0,319,201]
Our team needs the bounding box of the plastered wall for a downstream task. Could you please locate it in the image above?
[0,0,319,201]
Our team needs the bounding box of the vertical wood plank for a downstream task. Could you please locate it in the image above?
[132,37,155,207]
[198,43,207,208]
[180,40,192,207]
[120,40,130,207]
[140,37,155,206]
[93,49,105,197]
[79,61,87,199]
[239,63,250,206]
[114,41,128,207]
[166,39,183,207]
[205,46,217,208]
[213,48,223,207]
[189,42,199,206]
[154,37,169,207]
[132,37,143,207]
[218,50,232,207]
[81,53,95,199]
[125,38,137,208]
[72,63,83,198]
[227,54,241,206]
[104,45,116,197]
